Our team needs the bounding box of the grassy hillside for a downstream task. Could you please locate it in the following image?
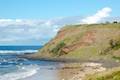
[33,23,120,61]
[84,67,120,80]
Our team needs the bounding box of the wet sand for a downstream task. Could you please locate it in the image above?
[22,69,58,80]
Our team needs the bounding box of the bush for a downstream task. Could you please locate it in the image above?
[109,39,120,50]
[109,39,117,48]
[113,21,118,24]
[101,39,120,55]
[51,41,66,56]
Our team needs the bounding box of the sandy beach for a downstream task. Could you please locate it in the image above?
[15,62,106,80]
[58,62,106,80]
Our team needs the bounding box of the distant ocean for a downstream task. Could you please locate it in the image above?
[0,46,42,54]
[0,46,61,80]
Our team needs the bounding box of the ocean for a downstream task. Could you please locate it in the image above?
[0,46,62,80]
[0,46,41,54]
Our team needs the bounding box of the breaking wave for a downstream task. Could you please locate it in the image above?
[0,65,39,80]
[0,50,38,54]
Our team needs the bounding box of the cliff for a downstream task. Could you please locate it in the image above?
[31,23,120,61]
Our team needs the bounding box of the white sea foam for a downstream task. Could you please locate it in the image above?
[0,50,38,54]
[0,65,39,80]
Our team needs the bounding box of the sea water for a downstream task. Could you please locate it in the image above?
[0,46,61,80]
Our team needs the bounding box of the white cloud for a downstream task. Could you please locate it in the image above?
[0,38,15,42]
[81,7,112,24]
[0,18,69,45]
[0,19,45,26]
[0,11,116,45]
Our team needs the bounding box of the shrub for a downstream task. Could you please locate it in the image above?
[101,39,120,55]
[51,41,66,56]
[109,39,117,48]
[109,39,120,50]
[113,21,118,24]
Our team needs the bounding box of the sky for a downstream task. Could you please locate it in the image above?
[0,0,119,19]
[0,0,119,45]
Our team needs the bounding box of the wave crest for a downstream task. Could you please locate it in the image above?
[0,50,38,54]
[0,65,39,80]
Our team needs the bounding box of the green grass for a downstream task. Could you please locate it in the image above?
[36,23,120,60]
[50,41,66,56]
[63,46,100,59]
[113,56,120,61]
[84,67,120,80]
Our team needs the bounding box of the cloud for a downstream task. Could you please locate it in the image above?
[0,19,46,27]
[81,7,112,24]
[0,9,115,45]
[0,38,15,42]
[0,17,83,45]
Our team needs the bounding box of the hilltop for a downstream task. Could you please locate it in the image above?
[30,23,120,61]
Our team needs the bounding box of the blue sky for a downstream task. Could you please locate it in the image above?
[0,0,119,19]
[0,0,119,45]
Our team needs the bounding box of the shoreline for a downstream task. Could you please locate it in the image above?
[18,54,120,80]
[5,54,119,80]
[19,54,120,68]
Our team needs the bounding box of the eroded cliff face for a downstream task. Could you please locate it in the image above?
[33,23,120,60]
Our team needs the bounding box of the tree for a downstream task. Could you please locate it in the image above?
[113,21,118,24]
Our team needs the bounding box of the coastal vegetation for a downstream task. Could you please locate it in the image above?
[29,22,120,80]
[84,67,120,80]
[33,22,120,61]
[50,41,66,56]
